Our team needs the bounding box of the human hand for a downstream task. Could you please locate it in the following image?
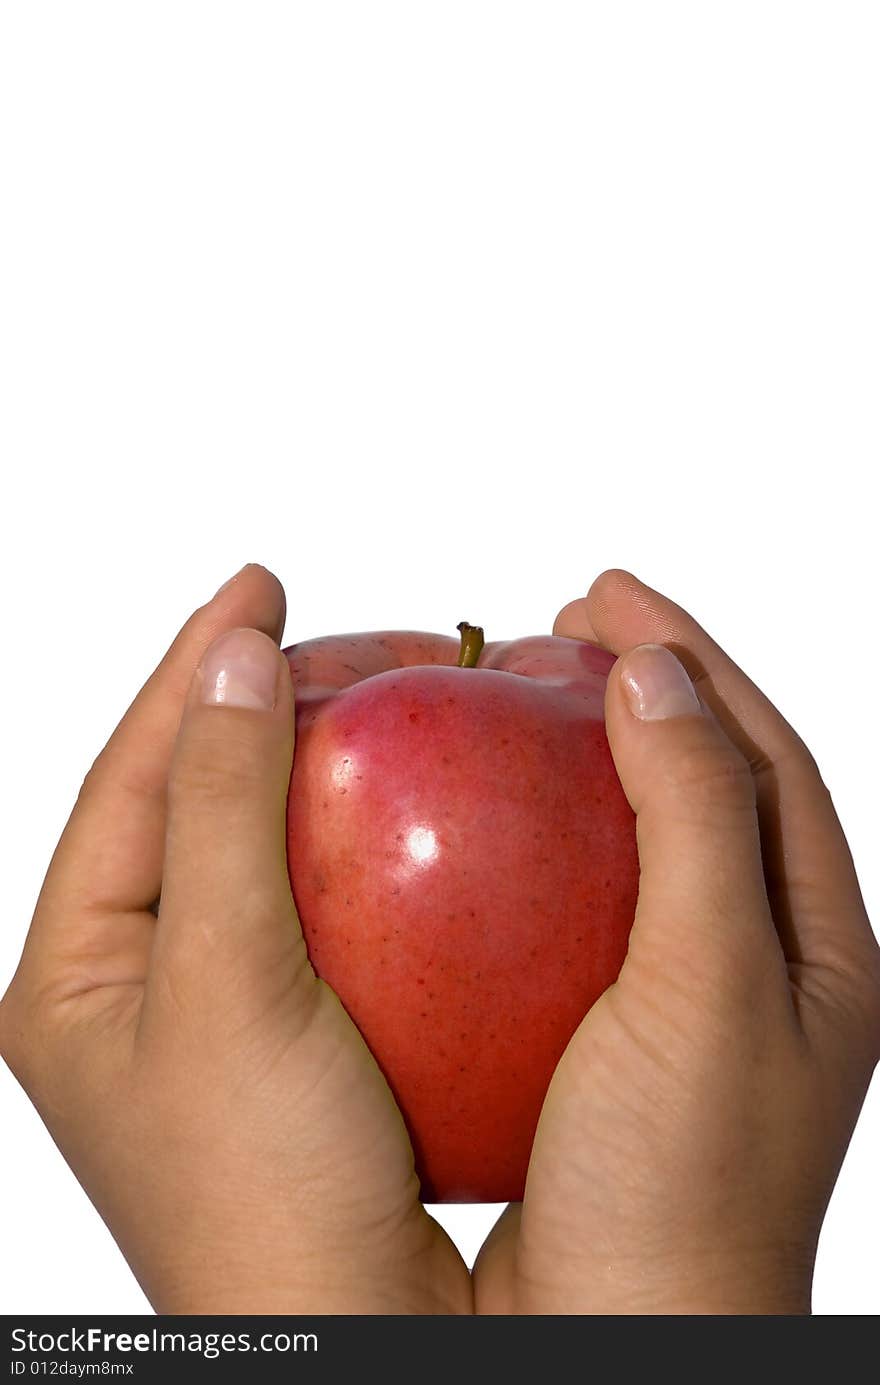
[0,565,471,1315]
[474,569,880,1315]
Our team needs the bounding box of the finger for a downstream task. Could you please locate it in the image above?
[606,643,786,987]
[10,566,285,1007]
[552,596,600,645]
[36,565,285,931]
[560,569,817,765]
[145,626,312,1017]
[557,569,874,972]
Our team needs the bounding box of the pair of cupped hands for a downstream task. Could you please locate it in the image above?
[1,566,878,1315]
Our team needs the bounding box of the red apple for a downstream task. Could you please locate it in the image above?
[283,623,639,1202]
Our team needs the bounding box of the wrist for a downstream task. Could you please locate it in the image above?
[154,1266,472,1316]
[143,1228,473,1316]
[509,1246,813,1316]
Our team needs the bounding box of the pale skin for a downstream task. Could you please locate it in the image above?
[1,566,878,1314]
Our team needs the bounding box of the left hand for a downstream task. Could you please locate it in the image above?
[0,564,472,1314]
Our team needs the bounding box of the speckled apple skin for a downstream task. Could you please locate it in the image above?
[283,631,639,1202]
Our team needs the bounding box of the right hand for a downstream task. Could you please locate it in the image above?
[475,569,880,1314]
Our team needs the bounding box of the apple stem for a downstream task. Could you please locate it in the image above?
[456,621,485,667]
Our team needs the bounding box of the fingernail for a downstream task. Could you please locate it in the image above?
[213,564,252,598]
[620,644,702,720]
[199,628,279,710]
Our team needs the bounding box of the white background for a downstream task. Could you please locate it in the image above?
[1,3,877,1315]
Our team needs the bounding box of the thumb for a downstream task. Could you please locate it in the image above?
[606,643,778,970]
[148,626,313,1014]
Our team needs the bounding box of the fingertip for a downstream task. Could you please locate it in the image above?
[552,597,599,642]
[586,568,645,612]
[616,644,703,722]
[211,564,286,644]
[584,569,687,655]
[196,627,286,712]
[555,569,646,641]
